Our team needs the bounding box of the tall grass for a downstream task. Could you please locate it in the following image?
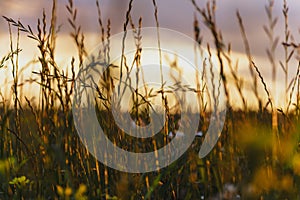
[0,0,300,199]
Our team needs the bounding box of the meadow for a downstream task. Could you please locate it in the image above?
[0,0,300,199]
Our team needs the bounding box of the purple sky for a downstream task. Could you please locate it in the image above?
[1,0,300,58]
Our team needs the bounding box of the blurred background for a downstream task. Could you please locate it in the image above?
[1,0,300,108]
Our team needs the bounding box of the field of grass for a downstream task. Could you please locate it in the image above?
[0,0,300,199]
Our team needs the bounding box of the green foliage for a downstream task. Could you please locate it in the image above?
[9,176,30,189]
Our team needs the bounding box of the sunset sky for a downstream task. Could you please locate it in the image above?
[0,0,300,109]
